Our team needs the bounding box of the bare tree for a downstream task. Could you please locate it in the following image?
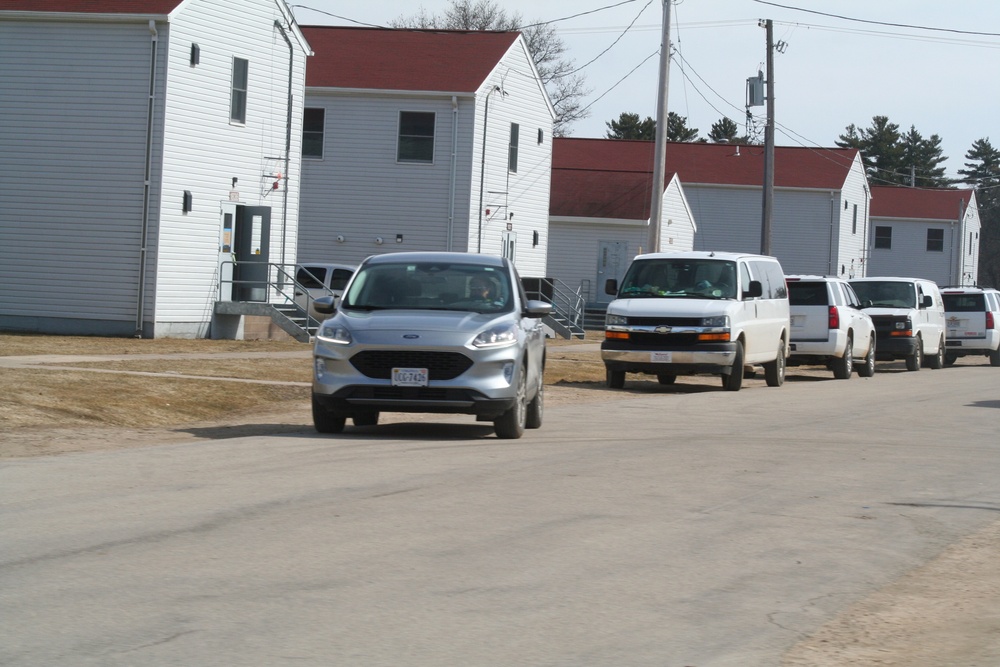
[391,0,590,136]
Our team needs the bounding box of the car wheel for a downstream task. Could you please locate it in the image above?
[312,394,346,434]
[657,373,677,385]
[857,335,876,377]
[525,373,543,429]
[495,367,527,439]
[352,412,379,427]
[990,347,1000,367]
[945,352,958,366]
[764,338,786,387]
[723,341,744,391]
[925,336,945,369]
[832,334,854,379]
[606,367,625,389]
[905,335,923,371]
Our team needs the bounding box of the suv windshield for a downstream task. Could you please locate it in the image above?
[618,258,737,299]
[851,281,916,308]
[341,262,513,314]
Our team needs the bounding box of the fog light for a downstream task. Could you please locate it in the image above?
[502,361,514,384]
[314,358,327,379]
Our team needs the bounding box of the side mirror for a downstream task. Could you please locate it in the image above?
[605,279,618,296]
[524,299,553,319]
[921,295,933,308]
[743,280,763,299]
[313,295,337,315]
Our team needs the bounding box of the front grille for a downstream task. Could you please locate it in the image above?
[350,350,473,380]
[870,315,907,334]
[628,332,700,346]
[625,316,703,327]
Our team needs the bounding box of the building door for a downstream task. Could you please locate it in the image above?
[596,241,627,303]
[219,202,237,301]
[232,205,271,301]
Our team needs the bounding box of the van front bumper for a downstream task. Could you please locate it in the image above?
[601,340,738,374]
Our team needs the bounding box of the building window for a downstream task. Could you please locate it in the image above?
[970,232,974,255]
[927,228,944,252]
[508,123,519,173]
[302,108,325,158]
[230,58,248,123]
[874,225,892,249]
[397,111,435,163]
[852,204,858,234]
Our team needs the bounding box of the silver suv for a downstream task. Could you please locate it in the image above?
[786,275,876,378]
[311,252,552,439]
[941,286,1000,366]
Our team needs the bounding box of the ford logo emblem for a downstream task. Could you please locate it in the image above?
[403,334,420,339]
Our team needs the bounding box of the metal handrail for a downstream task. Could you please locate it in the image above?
[218,260,334,333]
[523,277,587,334]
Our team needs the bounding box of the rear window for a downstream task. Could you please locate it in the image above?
[787,282,828,306]
[943,293,985,312]
[296,267,328,289]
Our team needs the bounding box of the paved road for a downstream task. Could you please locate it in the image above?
[2,364,999,666]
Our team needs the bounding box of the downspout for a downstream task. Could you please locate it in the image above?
[861,185,870,276]
[274,20,294,266]
[135,19,158,337]
[956,197,966,284]
[477,86,500,253]
[828,191,836,276]
[448,96,458,251]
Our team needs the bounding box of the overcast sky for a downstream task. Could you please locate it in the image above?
[291,0,1000,180]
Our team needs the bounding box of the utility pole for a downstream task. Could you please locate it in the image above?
[760,18,775,256]
[646,0,671,254]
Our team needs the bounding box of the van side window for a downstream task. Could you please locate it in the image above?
[739,262,752,298]
[749,260,787,299]
[330,269,353,291]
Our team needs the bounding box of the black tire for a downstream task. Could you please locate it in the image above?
[905,335,923,371]
[495,368,527,439]
[857,335,876,377]
[352,412,379,427]
[312,394,346,434]
[657,373,677,385]
[764,338,786,387]
[925,336,945,369]
[723,341,744,391]
[832,334,854,379]
[525,374,543,429]
[945,352,958,366]
[606,367,625,389]
[990,347,1000,367]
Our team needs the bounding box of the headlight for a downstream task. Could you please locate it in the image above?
[316,322,352,345]
[606,313,627,326]
[700,315,730,329]
[895,320,910,330]
[473,323,518,348]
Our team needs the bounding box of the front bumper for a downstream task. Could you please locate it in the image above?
[601,339,738,375]
[875,334,917,359]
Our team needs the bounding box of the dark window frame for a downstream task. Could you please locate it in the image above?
[874,225,892,250]
[397,111,436,164]
[302,108,325,159]
[927,228,944,252]
[508,122,520,173]
[230,57,248,124]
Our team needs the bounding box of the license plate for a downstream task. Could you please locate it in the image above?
[651,351,672,363]
[392,367,428,387]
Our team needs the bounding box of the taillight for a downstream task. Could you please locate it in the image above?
[828,305,840,329]
[988,311,995,330]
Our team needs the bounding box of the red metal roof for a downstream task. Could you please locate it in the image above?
[552,137,860,219]
[870,185,974,221]
[0,1,182,13]
[301,26,519,92]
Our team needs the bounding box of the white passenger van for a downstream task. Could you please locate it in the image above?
[601,251,790,391]
[849,277,946,371]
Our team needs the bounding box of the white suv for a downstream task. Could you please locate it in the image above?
[786,276,876,379]
[941,286,1000,366]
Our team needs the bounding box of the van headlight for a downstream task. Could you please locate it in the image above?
[606,314,627,326]
[316,322,352,345]
[473,323,518,348]
[700,315,730,329]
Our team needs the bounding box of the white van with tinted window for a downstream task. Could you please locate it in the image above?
[601,251,790,391]
[849,277,946,371]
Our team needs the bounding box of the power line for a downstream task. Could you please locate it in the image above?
[517,0,641,30]
[576,50,660,118]
[752,1,1000,38]
[552,0,655,79]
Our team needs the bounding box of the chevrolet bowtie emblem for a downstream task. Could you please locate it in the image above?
[654,326,672,333]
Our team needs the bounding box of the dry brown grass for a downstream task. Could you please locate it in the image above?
[0,332,606,433]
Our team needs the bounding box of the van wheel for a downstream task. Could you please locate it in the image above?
[606,367,625,389]
[312,395,346,434]
[925,336,945,369]
[905,335,923,371]
[989,347,1000,367]
[657,373,677,385]
[723,341,744,391]
[857,335,876,377]
[945,352,958,366]
[764,339,786,387]
[832,335,854,379]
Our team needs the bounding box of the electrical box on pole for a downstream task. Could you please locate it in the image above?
[746,71,764,107]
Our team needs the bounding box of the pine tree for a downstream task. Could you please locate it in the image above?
[606,112,656,140]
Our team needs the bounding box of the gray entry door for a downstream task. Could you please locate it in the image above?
[596,241,627,303]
